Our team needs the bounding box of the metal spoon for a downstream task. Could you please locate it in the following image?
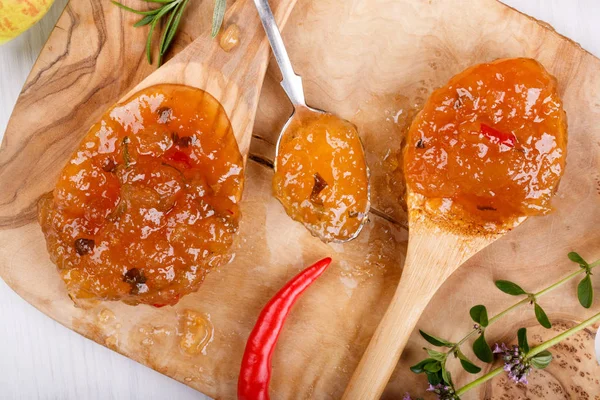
[253,0,370,243]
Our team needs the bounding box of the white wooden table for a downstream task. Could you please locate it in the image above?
[1,1,599,398]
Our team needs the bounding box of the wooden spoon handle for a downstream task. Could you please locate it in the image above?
[343,219,492,400]
[342,264,447,400]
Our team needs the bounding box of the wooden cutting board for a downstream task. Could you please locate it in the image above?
[1,0,600,398]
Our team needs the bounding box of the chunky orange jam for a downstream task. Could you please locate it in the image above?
[38,84,244,306]
[404,58,567,232]
[273,107,370,242]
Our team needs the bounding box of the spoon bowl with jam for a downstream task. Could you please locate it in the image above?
[254,0,370,243]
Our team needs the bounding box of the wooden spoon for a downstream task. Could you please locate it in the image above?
[342,191,525,399]
[116,0,297,160]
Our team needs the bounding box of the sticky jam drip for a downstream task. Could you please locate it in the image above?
[404,58,567,233]
[273,107,370,242]
[38,84,244,306]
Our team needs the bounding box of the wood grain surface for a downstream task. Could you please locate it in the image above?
[1,0,600,399]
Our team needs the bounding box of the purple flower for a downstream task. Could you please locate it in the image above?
[494,342,532,384]
[493,343,508,353]
[427,383,459,399]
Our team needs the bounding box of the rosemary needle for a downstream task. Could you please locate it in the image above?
[212,0,227,38]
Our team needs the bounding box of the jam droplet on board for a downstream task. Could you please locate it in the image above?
[97,308,116,324]
[179,310,214,355]
[219,24,241,52]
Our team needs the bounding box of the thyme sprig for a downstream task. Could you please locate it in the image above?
[112,0,228,67]
[408,252,599,399]
[455,312,600,397]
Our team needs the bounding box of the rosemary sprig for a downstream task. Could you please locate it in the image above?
[112,0,228,67]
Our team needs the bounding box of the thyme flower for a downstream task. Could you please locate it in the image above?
[427,383,459,400]
[493,343,531,384]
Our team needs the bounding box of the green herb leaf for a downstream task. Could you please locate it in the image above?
[148,1,179,64]
[517,327,529,353]
[426,371,442,386]
[145,14,159,64]
[459,358,481,374]
[568,252,589,267]
[161,0,189,55]
[113,0,194,68]
[473,332,493,363]
[441,362,450,384]
[410,358,433,374]
[419,330,454,348]
[112,1,161,15]
[534,303,552,329]
[424,361,442,373]
[469,305,489,327]
[426,349,447,362]
[157,2,179,66]
[457,351,481,374]
[578,274,594,309]
[134,14,155,27]
[495,280,527,296]
[211,0,227,38]
[530,350,553,369]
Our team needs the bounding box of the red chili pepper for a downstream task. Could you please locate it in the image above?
[480,123,516,148]
[238,257,332,400]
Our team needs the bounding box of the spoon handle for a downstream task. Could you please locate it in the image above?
[342,266,449,399]
[253,0,306,106]
[343,223,492,399]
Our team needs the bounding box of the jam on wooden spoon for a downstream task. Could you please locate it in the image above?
[254,0,370,243]
[404,58,567,233]
[344,58,567,399]
[39,84,244,307]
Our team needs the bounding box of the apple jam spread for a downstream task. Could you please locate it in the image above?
[272,107,370,242]
[404,58,567,233]
[39,84,244,306]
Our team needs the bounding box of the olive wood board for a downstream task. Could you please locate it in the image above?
[1,0,600,398]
